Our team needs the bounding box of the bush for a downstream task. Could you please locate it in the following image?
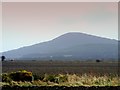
[9,70,33,82]
[33,74,44,80]
[2,70,33,82]
[43,74,57,83]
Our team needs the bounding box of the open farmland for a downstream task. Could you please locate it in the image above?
[2,60,119,76]
[1,60,120,90]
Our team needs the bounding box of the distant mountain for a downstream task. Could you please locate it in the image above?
[2,32,118,60]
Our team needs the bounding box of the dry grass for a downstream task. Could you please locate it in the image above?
[1,73,119,86]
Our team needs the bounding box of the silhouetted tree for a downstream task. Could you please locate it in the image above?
[1,56,6,61]
[96,59,101,63]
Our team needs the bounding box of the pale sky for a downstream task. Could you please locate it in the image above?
[1,0,119,2]
[1,2,118,52]
[0,2,1,72]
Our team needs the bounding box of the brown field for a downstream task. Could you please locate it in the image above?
[2,60,119,76]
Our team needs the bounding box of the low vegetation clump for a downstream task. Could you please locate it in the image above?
[2,70,33,82]
[0,70,119,87]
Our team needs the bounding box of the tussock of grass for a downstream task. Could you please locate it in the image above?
[0,71,119,86]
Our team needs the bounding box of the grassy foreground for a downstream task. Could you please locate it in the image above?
[0,70,119,87]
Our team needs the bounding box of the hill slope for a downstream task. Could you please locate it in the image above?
[2,32,118,60]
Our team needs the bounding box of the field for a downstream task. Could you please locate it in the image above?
[1,60,120,90]
[2,60,119,75]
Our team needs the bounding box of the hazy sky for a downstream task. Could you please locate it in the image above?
[0,2,2,54]
[1,2,118,52]
[2,0,119,2]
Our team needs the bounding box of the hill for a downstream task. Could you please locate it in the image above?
[2,32,118,60]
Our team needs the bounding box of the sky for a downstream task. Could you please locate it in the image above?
[0,2,2,54]
[1,0,119,2]
[1,2,118,52]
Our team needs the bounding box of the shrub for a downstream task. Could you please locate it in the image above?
[96,59,101,62]
[9,70,33,82]
[33,74,44,80]
[1,56,6,61]
[43,74,57,83]
[2,70,34,82]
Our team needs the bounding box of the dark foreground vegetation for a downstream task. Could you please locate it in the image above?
[1,70,119,86]
[2,86,120,90]
[1,70,119,90]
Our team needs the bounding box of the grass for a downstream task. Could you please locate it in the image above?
[0,71,119,87]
